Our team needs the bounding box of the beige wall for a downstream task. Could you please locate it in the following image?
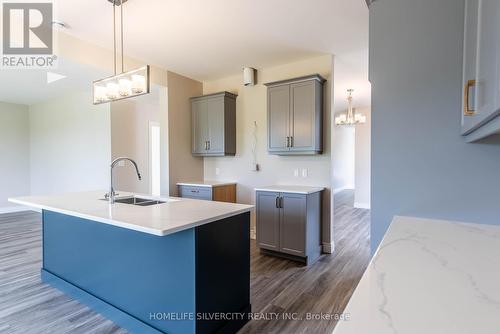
[29,91,111,195]
[111,86,169,195]
[354,107,371,209]
[202,55,332,247]
[0,102,30,210]
[57,31,168,87]
[166,71,204,196]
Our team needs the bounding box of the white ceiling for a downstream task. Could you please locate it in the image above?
[54,0,369,82]
[0,58,108,105]
[0,1,370,108]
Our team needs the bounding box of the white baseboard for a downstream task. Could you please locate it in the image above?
[0,206,41,214]
[333,186,354,195]
[322,242,334,254]
[250,228,256,240]
[354,202,371,209]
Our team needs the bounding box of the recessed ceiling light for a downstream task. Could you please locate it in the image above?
[47,72,67,84]
[52,20,68,29]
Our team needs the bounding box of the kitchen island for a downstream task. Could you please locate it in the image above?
[333,216,500,334]
[9,191,254,334]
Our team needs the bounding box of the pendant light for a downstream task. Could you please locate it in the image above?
[92,0,150,104]
[335,89,366,126]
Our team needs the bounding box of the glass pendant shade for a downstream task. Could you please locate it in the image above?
[93,66,150,104]
[92,0,150,105]
[335,89,366,126]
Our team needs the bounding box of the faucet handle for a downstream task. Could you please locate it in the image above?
[105,192,119,200]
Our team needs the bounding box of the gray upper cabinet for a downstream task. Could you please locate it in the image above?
[462,0,500,142]
[268,85,290,152]
[265,74,325,155]
[191,92,237,156]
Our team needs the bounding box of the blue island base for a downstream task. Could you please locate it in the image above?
[41,210,251,334]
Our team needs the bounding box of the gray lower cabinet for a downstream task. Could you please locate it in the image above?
[265,74,325,155]
[178,185,213,201]
[256,190,322,265]
[191,92,237,156]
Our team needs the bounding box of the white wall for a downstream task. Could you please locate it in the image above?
[29,91,111,195]
[202,55,333,248]
[354,107,371,208]
[332,122,355,193]
[0,102,30,211]
[111,86,169,196]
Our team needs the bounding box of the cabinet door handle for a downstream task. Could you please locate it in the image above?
[204,141,208,150]
[280,196,283,208]
[275,196,280,208]
[208,141,210,150]
[286,136,290,148]
[464,79,476,116]
[290,136,294,148]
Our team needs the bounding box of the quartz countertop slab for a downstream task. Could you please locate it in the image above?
[255,185,325,194]
[9,191,253,236]
[333,216,500,334]
[176,180,237,187]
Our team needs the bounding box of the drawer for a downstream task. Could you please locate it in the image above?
[178,186,212,201]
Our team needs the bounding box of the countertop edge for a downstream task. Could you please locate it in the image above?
[177,182,237,188]
[8,198,253,237]
[254,187,325,194]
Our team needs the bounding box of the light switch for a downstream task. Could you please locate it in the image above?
[294,169,299,177]
[215,168,220,175]
[301,168,308,178]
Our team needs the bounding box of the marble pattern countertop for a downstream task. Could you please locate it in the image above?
[254,185,325,194]
[333,216,500,334]
[176,180,237,187]
[9,191,253,237]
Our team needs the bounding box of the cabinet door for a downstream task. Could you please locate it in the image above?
[290,81,316,152]
[268,85,290,152]
[207,97,225,154]
[192,100,208,154]
[475,0,500,124]
[256,191,280,251]
[280,193,306,256]
[462,0,480,134]
[178,185,212,201]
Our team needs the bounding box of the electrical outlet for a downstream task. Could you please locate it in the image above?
[301,168,308,178]
[294,169,299,177]
[215,168,220,176]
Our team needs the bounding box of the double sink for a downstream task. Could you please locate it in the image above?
[103,195,169,207]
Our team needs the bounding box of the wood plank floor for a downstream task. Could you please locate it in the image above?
[0,190,370,334]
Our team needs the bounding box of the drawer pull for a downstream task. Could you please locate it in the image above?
[464,79,476,116]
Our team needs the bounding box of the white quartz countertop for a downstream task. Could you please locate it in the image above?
[255,185,325,194]
[176,180,237,187]
[333,216,500,334]
[9,191,253,237]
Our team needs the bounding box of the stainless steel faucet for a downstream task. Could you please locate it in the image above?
[106,157,142,203]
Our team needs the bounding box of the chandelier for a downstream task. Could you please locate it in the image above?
[92,0,150,104]
[335,89,366,126]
